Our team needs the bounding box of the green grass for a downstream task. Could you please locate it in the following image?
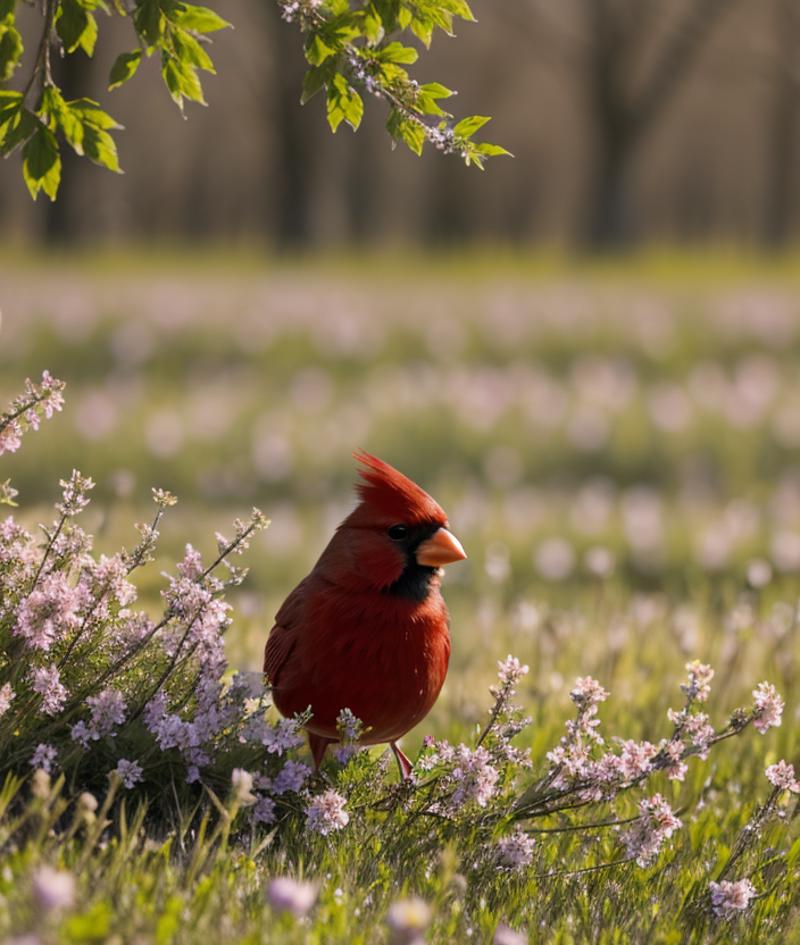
[1,253,800,944]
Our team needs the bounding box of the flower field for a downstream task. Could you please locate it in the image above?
[1,253,799,944]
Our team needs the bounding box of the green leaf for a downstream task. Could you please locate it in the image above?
[0,22,23,81]
[173,3,231,33]
[476,142,512,157]
[81,124,122,172]
[305,34,334,67]
[22,124,61,200]
[0,104,35,155]
[0,0,16,19]
[387,110,424,156]
[56,0,97,55]
[109,49,143,90]
[442,0,475,22]
[300,66,329,105]
[174,29,214,73]
[134,0,163,46]
[68,98,123,131]
[379,41,417,64]
[453,114,490,139]
[326,72,362,133]
[162,56,205,109]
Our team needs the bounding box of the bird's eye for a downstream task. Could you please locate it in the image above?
[388,524,409,540]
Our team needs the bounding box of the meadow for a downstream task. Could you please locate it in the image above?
[1,252,799,944]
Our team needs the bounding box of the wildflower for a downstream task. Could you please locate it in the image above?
[272,760,311,794]
[681,661,714,703]
[386,897,432,945]
[253,796,277,824]
[15,573,82,651]
[765,760,800,793]
[31,865,76,913]
[29,744,57,773]
[0,419,22,455]
[115,759,144,789]
[266,876,318,918]
[30,665,67,715]
[709,878,757,917]
[56,470,94,517]
[570,676,609,708]
[751,682,784,733]
[494,926,528,945]
[496,655,529,688]
[262,717,304,755]
[305,789,349,835]
[622,794,681,866]
[663,741,688,781]
[0,681,15,716]
[31,769,51,799]
[86,688,127,738]
[495,829,535,870]
[231,769,257,806]
[449,745,499,808]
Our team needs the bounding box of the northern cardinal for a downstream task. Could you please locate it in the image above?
[264,451,466,778]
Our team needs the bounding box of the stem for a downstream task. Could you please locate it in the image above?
[21,0,57,106]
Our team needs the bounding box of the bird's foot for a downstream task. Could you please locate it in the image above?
[390,741,414,781]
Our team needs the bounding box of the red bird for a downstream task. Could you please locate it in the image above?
[264,451,466,778]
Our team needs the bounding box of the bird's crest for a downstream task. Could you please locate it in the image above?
[352,450,447,525]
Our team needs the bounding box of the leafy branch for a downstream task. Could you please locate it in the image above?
[0,0,508,201]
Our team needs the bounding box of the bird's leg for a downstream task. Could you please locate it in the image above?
[308,732,335,770]
[390,741,413,781]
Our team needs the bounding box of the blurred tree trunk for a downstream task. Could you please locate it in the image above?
[43,50,93,244]
[265,5,313,248]
[575,0,737,249]
[760,0,798,248]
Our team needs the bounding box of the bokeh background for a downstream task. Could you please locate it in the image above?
[2,0,800,746]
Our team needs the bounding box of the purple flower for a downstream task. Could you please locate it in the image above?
[305,789,349,835]
[709,879,757,917]
[87,688,127,737]
[115,759,144,789]
[752,682,783,734]
[681,661,714,703]
[253,796,277,824]
[29,743,58,773]
[272,760,311,794]
[262,718,304,755]
[30,665,67,715]
[265,876,318,918]
[449,745,499,809]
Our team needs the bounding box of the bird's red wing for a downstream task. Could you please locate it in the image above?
[263,574,315,686]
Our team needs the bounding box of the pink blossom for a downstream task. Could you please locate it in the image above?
[681,660,714,703]
[752,682,783,733]
[305,789,349,835]
[0,419,22,455]
[494,927,528,945]
[765,760,800,793]
[709,878,757,917]
[266,876,318,918]
[570,676,609,708]
[56,470,94,517]
[30,665,67,715]
[623,794,681,866]
[497,655,529,688]
[0,682,15,717]
[449,745,499,808]
[495,829,535,870]
[31,865,75,913]
[15,573,82,652]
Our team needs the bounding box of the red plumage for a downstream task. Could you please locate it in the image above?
[264,451,466,776]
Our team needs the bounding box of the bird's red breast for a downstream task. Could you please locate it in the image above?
[264,451,466,748]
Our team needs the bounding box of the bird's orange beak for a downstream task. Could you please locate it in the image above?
[416,527,467,567]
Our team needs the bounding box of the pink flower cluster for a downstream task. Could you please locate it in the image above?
[0,371,64,457]
[305,789,349,835]
[751,682,783,734]
[495,828,535,870]
[709,878,757,917]
[622,793,681,866]
[765,759,800,793]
